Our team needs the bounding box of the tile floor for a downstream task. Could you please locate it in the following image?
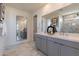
[3,41,45,56]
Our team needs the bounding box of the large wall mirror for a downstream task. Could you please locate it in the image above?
[40,4,79,34]
[16,16,27,41]
[41,12,79,34]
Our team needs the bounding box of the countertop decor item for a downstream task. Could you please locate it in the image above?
[47,25,57,35]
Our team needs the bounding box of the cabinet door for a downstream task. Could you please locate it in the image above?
[47,40,60,56]
[35,36,47,55]
[41,37,47,54]
[35,37,41,50]
[39,37,43,51]
[33,34,36,41]
[60,45,74,56]
[74,49,79,56]
[35,37,46,50]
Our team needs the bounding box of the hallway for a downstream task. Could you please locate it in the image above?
[4,41,45,56]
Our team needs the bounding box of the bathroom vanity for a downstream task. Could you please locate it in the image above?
[34,33,79,56]
[33,4,79,56]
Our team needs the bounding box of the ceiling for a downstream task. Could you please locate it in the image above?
[6,3,47,13]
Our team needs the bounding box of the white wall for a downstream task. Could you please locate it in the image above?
[33,3,72,33]
[5,6,33,48]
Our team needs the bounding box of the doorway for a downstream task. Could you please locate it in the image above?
[33,15,37,41]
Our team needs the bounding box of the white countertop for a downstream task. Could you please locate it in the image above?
[36,32,79,43]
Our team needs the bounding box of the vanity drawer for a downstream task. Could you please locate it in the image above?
[52,37,79,50]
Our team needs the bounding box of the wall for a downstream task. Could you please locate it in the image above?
[5,6,33,49]
[33,3,72,33]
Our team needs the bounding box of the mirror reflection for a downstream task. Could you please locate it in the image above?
[41,4,79,34]
[62,13,79,33]
[41,16,59,33]
[16,16,27,41]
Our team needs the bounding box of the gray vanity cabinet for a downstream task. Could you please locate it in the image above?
[35,34,79,56]
[47,40,60,56]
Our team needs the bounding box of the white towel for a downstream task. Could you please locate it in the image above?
[2,21,6,36]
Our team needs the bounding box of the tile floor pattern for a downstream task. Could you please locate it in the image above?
[3,41,45,56]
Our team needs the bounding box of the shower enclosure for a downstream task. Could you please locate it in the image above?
[16,16,27,41]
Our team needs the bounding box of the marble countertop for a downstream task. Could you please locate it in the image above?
[35,32,79,43]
